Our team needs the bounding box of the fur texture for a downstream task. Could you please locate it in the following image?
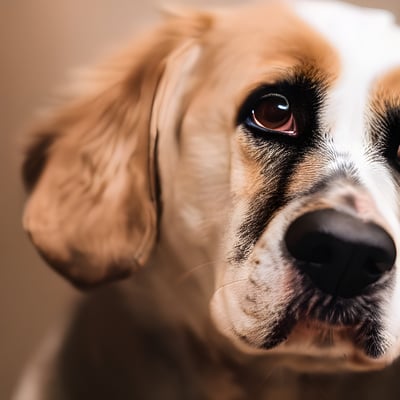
[17,1,400,398]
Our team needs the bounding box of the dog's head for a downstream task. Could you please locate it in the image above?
[23,1,400,371]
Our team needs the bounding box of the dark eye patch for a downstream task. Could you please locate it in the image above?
[232,74,328,263]
[377,107,400,171]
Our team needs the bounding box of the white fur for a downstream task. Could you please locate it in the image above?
[212,1,400,368]
[294,0,400,362]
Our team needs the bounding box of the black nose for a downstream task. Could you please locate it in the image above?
[284,209,396,298]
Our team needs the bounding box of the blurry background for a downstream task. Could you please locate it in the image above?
[1,0,400,397]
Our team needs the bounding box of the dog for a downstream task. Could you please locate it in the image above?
[15,1,400,398]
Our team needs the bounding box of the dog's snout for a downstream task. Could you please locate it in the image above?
[284,209,396,298]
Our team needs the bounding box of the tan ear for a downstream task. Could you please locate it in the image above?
[22,13,211,288]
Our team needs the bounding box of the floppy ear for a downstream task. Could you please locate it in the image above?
[22,13,211,288]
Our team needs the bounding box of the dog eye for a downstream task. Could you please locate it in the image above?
[251,94,297,136]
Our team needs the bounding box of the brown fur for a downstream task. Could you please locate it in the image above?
[18,3,400,399]
[22,12,212,287]
[371,67,400,112]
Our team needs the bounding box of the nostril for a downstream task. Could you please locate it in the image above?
[284,209,396,298]
[364,259,385,280]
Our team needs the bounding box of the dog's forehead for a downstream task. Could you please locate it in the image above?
[293,0,400,68]
[293,1,400,115]
[193,2,400,133]
[195,3,339,123]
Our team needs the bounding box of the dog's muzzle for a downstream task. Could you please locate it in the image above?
[285,209,396,298]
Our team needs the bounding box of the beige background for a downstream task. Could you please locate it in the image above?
[2,0,400,398]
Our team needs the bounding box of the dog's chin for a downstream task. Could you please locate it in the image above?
[216,317,392,373]
[265,320,392,373]
[210,280,395,372]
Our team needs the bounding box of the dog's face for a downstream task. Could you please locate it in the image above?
[22,1,400,372]
[210,1,400,370]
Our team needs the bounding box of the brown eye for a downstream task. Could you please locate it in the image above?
[252,94,297,135]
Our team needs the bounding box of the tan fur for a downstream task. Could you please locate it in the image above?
[19,3,400,399]
[22,13,212,287]
[371,67,400,111]
[22,2,339,287]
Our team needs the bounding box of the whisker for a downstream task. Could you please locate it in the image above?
[212,278,249,295]
[175,260,216,285]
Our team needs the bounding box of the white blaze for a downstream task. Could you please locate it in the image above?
[294,0,400,355]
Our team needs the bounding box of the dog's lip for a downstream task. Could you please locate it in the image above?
[294,317,359,331]
[264,314,359,351]
[267,318,389,371]
[280,317,357,349]
[218,309,389,371]
[288,318,358,344]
